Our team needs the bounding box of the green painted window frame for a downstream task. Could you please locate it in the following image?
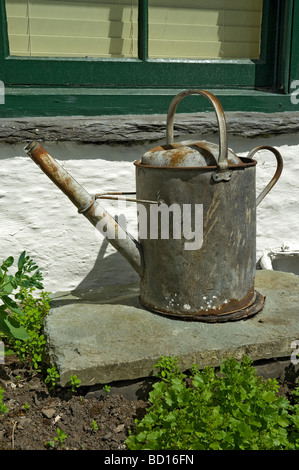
[0,0,297,116]
[0,0,283,88]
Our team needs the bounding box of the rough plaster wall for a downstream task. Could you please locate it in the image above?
[0,133,298,294]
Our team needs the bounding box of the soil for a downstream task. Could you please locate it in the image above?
[0,355,148,451]
[0,355,297,451]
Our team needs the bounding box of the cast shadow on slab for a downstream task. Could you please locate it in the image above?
[50,237,139,309]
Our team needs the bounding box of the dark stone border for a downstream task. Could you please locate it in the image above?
[84,357,299,401]
[1,112,299,144]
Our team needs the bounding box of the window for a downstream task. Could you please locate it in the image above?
[5,0,139,58]
[148,0,263,60]
[0,0,297,116]
[6,0,263,60]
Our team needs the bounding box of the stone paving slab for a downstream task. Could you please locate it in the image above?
[45,270,299,386]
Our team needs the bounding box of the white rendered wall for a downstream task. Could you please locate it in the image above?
[0,133,298,294]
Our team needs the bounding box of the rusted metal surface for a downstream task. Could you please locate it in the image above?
[24,141,143,276]
[141,141,241,168]
[132,90,283,321]
[89,192,160,205]
[166,89,232,181]
[247,145,284,206]
[142,144,205,167]
[135,158,263,320]
[145,291,265,323]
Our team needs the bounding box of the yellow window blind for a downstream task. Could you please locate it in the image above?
[5,0,138,57]
[149,0,263,59]
[5,0,263,60]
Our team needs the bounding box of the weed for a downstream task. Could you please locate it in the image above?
[44,367,60,391]
[0,386,8,415]
[22,403,30,413]
[0,253,83,398]
[11,288,50,371]
[91,420,99,431]
[126,355,299,450]
[103,384,111,396]
[292,383,299,403]
[45,428,67,449]
[67,374,82,393]
[0,252,44,341]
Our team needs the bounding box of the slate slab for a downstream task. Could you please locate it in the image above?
[44,270,299,386]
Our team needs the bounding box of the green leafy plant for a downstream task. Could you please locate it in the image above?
[45,428,67,449]
[126,355,299,450]
[0,386,8,415]
[0,252,44,341]
[22,402,30,413]
[91,420,98,431]
[8,287,50,372]
[103,384,111,396]
[44,367,60,391]
[67,374,81,393]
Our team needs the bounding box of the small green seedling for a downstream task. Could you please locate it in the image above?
[68,374,81,393]
[46,428,67,449]
[44,367,60,391]
[103,384,111,396]
[91,420,98,431]
[22,402,30,413]
[0,387,8,415]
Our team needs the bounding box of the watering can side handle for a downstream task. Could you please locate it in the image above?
[247,145,283,207]
[166,89,231,181]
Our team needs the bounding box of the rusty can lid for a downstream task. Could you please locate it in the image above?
[141,140,241,167]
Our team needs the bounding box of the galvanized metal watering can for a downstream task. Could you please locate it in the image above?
[24,89,283,322]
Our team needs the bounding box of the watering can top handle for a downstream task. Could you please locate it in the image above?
[166,89,229,172]
[247,145,283,207]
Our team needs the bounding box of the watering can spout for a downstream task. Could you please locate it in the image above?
[24,141,143,277]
